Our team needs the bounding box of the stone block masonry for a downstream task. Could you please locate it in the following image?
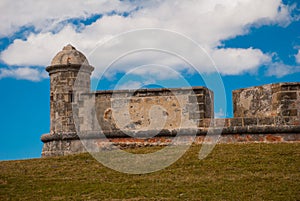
[40,45,300,157]
[76,87,213,134]
[233,82,300,118]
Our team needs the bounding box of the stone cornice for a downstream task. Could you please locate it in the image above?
[41,125,300,143]
[46,64,94,75]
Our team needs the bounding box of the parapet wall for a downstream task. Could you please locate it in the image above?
[233,82,300,118]
[77,87,213,133]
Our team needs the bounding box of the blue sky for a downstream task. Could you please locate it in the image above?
[0,0,299,160]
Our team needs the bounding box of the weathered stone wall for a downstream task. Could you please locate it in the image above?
[42,133,300,157]
[42,82,300,157]
[47,65,93,134]
[233,82,300,118]
[77,87,213,133]
[42,110,300,157]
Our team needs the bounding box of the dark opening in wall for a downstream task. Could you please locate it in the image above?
[69,91,73,102]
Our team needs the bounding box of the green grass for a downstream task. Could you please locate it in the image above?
[1,143,299,200]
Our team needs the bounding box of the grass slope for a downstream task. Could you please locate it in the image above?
[0,144,299,200]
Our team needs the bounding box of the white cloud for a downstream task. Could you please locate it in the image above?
[0,0,135,37]
[211,48,271,75]
[295,49,300,64]
[0,26,81,67]
[0,0,294,81]
[0,67,47,81]
[129,65,181,80]
[266,62,300,78]
[116,81,143,90]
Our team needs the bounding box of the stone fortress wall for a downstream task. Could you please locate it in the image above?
[77,87,213,133]
[233,82,300,118]
[41,45,300,157]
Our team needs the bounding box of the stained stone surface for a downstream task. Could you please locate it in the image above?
[77,87,214,134]
[233,83,300,118]
[51,44,89,66]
